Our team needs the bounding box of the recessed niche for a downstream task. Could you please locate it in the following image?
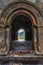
[10,14,34,53]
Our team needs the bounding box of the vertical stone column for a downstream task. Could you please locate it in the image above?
[38,26,43,53]
[34,27,38,53]
[5,27,10,52]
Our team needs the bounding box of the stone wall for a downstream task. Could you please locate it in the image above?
[0,0,43,64]
[0,0,43,10]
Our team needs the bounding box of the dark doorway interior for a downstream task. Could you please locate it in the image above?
[10,15,34,52]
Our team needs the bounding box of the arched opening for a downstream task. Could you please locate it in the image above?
[18,28,25,41]
[10,14,34,53]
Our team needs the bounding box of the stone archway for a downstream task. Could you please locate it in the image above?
[10,14,34,54]
[0,0,43,55]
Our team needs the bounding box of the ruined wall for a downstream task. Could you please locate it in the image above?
[0,0,43,65]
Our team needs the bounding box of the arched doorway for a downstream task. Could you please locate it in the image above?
[10,14,34,53]
[18,28,25,41]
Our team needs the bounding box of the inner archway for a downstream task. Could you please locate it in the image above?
[10,14,34,53]
[18,28,25,41]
